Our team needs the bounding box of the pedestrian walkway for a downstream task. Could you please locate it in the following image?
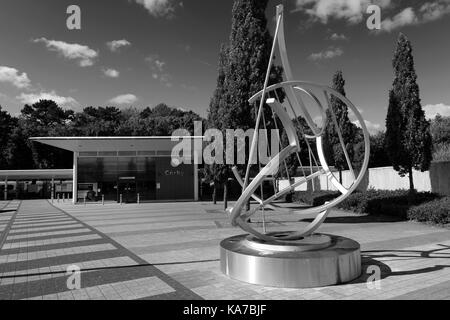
[57,200,450,300]
[0,200,200,300]
[1,199,450,300]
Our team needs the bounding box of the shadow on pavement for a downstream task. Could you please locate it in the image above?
[301,214,404,224]
[0,209,16,214]
[352,244,450,284]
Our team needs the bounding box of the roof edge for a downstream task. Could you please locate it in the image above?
[30,136,205,141]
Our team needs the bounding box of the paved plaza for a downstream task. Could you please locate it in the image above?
[0,199,449,300]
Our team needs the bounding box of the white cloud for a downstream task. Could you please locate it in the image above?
[33,38,98,67]
[107,39,131,52]
[103,68,120,78]
[380,7,418,32]
[146,55,166,72]
[309,47,343,61]
[423,103,450,119]
[146,55,172,87]
[329,33,348,41]
[0,66,31,89]
[17,91,78,106]
[109,94,138,105]
[296,0,450,31]
[1,66,79,107]
[420,1,450,23]
[379,1,450,32]
[353,119,382,135]
[295,0,392,24]
[134,0,179,17]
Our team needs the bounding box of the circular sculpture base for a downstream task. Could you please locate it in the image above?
[220,233,361,288]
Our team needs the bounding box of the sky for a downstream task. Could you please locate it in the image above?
[0,0,449,134]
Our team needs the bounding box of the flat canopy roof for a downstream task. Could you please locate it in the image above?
[0,169,73,181]
[30,136,203,153]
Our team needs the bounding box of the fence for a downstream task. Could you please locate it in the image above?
[279,161,450,196]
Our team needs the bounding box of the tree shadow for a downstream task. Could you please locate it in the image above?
[348,244,450,284]
[0,209,15,214]
[300,214,404,224]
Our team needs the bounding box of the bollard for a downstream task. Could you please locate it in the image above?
[102,194,104,205]
[137,193,140,204]
[84,197,86,206]
[63,193,65,202]
[57,194,60,203]
[120,194,123,205]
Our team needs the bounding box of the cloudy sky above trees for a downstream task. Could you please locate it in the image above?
[0,0,449,134]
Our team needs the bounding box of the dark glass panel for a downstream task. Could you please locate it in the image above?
[117,157,137,176]
[78,157,98,183]
[100,157,118,182]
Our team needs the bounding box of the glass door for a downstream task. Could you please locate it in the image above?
[117,177,137,203]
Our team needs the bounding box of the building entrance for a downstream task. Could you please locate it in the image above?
[118,177,137,203]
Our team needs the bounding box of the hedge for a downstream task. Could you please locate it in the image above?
[337,189,441,219]
[293,191,340,206]
[292,189,448,224]
[407,197,450,225]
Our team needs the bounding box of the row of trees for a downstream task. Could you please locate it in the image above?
[204,0,444,207]
[204,0,380,207]
[323,32,436,192]
[0,102,203,170]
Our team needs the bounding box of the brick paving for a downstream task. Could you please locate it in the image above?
[0,200,200,300]
[0,199,449,300]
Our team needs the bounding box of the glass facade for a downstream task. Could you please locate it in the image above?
[1,180,73,200]
[77,155,194,202]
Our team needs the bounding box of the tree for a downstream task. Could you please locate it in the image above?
[0,105,14,168]
[323,71,358,182]
[21,100,74,127]
[71,106,123,136]
[207,0,283,209]
[6,125,35,169]
[385,33,432,191]
[430,115,450,145]
[430,115,450,161]
[368,131,391,168]
[20,100,74,169]
[206,44,229,206]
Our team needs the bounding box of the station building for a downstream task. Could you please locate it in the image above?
[0,137,201,203]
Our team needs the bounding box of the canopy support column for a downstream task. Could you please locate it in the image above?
[73,152,78,204]
[51,178,55,202]
[4,178,7,201]
[194,163,199,201]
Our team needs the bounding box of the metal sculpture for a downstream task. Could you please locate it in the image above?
[228,4,370,241]
[220,4,370,288]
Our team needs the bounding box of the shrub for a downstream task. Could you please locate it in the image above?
[293,190,340,206]
[292,188,447,224]
[407,197,450,225]
[337,191,366,213]
[337,189,441,218]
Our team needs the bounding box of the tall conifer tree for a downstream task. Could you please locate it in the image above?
[206,0,283,208]
[206,44,229,205]
[323,71,357,182]
[385,33,432,191]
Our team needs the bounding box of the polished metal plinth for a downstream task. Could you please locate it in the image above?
[220,233,361,288]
